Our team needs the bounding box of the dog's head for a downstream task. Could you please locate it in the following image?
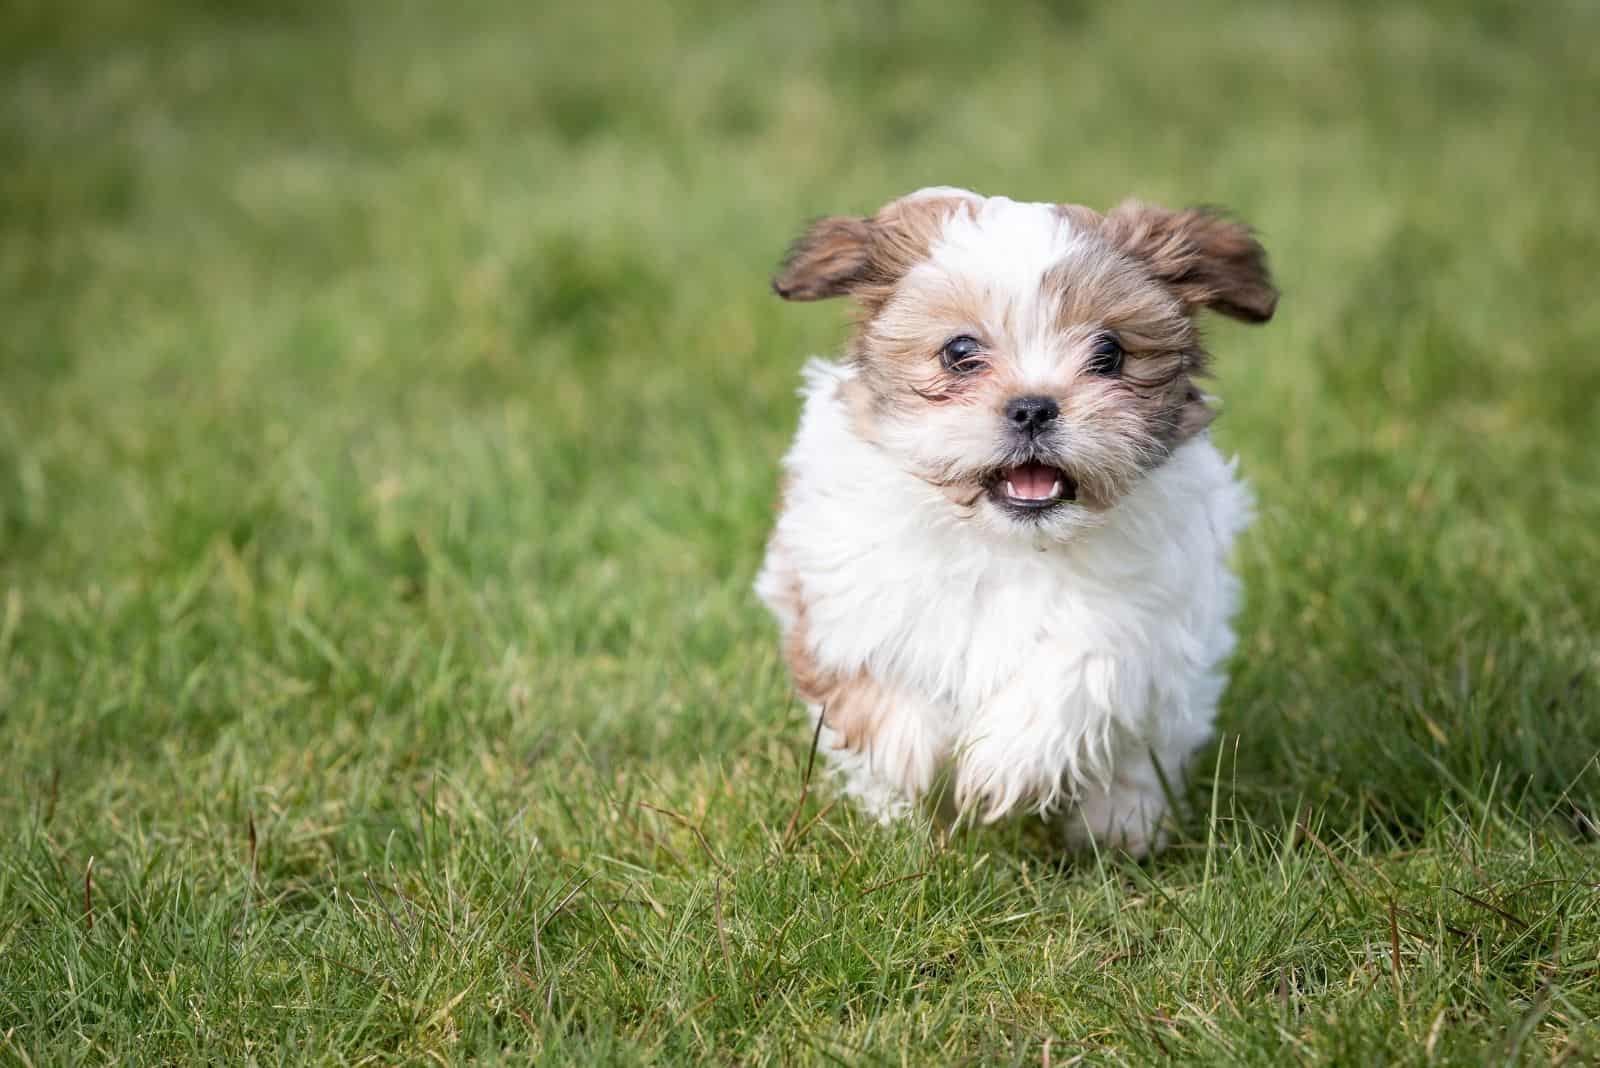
[774,187,1276,538]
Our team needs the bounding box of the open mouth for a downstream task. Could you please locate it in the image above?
[987,462,1077,512]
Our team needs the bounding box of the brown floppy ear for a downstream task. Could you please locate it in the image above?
[773,194,972,304]
[772,216,874,301]
[1103,202,1278,323]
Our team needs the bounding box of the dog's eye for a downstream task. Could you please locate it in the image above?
[1086,333,1124,376]
[940,335,984,374]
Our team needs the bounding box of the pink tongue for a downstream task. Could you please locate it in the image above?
[1007,463,1058,500]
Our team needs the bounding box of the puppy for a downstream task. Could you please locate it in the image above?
[755,188,1276,856]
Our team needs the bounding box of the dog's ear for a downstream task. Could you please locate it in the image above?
[1102,202,1278,323]
[773,194,970,304]
[772,216,875,301]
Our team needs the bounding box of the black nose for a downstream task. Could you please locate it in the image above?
[1005,395,1059,436]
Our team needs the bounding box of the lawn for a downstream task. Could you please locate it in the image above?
[3,0,1599,1063]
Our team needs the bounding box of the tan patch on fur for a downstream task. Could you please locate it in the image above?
[850,195,975,312]
[857,270,999,412]
[1042,239,1208,451]
[779,574,891,752]
[772,471,795,519]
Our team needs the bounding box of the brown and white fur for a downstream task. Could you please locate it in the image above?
[755,187,1277,856]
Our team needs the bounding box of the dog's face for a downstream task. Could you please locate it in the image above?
[774,188,1276,539]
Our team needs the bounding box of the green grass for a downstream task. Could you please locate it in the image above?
[3,0,1599,1063]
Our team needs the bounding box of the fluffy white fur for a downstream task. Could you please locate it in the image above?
[757,362,1251,855]
[757,188,1271,855]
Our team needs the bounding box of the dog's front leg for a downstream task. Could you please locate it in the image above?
[1062,719,1213,858]
[951,663,1091,826]
[951,654,1206,858]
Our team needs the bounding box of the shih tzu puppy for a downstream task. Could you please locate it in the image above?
[756,187,1276,856]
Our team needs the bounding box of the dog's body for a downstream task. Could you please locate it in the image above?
[757,188,1276,855]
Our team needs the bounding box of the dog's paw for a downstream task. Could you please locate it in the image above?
[1064,781,1173,859]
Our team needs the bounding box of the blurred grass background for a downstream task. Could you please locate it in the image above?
[2,0,1598,1063]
